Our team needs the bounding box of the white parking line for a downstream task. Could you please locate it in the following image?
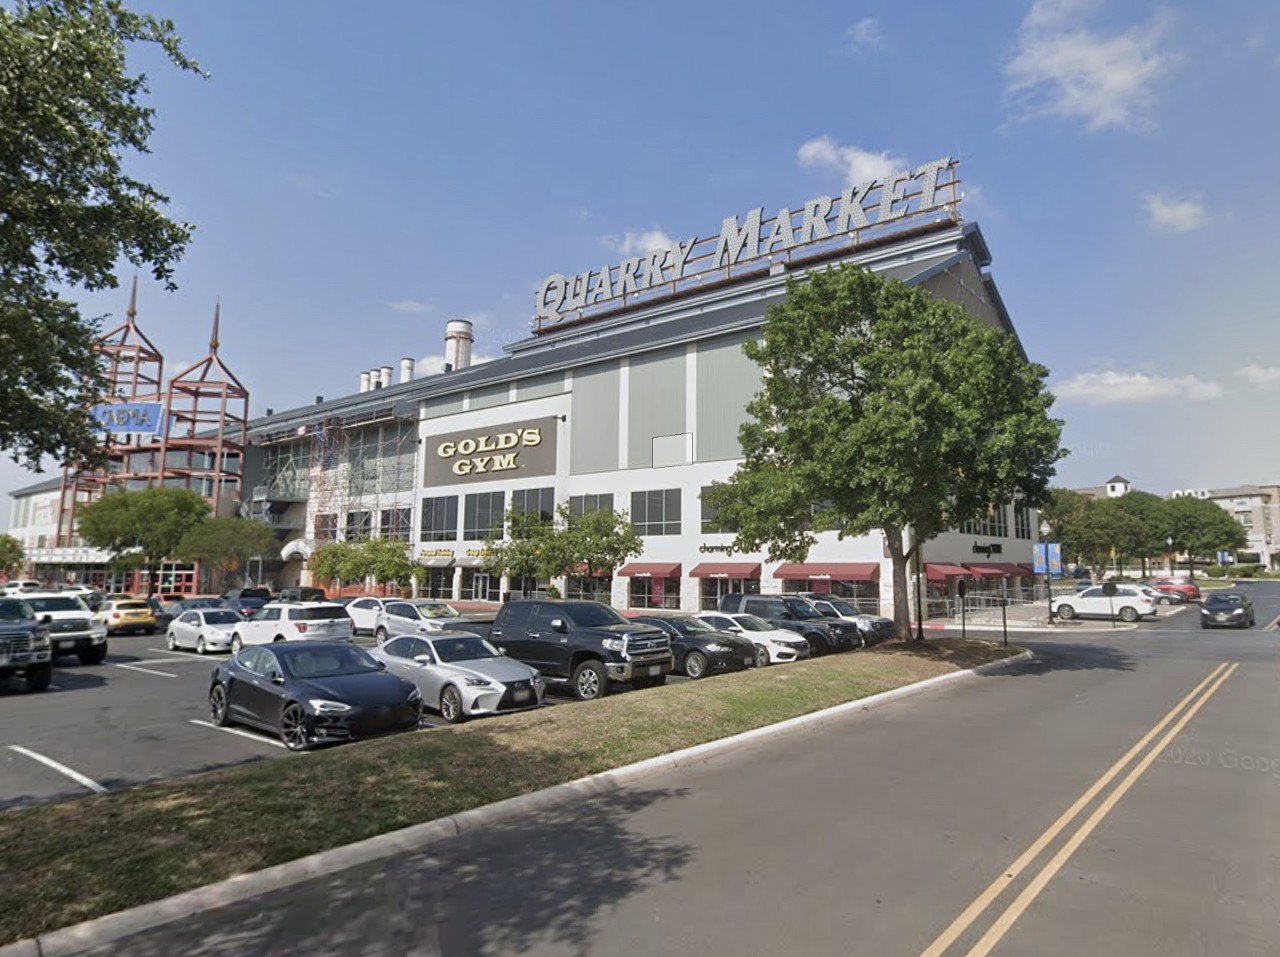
[189,719,288,750]
[8,745,107,794]
[129,656,210,666]
[113,662,178,678]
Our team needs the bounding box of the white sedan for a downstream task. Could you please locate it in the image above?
[695,612,812,666]
[1050,585,1156,622]
[367,632,545,723]
[372,600,450,643]
[166,608,243,654]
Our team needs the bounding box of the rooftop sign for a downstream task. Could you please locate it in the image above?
[534,157,959,332]
[90,401,164,438]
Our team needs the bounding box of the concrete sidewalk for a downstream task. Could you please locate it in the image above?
[918,600,1190,634]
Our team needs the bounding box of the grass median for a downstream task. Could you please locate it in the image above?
[0,638,1020,945]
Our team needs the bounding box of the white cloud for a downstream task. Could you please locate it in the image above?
[846,17,883,51]
[385,299,432,314]
[796,136,906,186]
[1141,193,1207,233]
[1056,370,1223,405]
[600,228,675,258]
[1236,364,1280,388]
[1005,0,1175,131]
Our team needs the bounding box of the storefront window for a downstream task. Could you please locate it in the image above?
[782,578,880,614]
[699,576,759,610]
[460,568,500,602]
[565,576,612,602]
[508,574,551,600]
[628,577,679,609]
[421,568,453,599]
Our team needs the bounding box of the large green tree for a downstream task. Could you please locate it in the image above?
[703,265,1064,638]
[0,0,199,469]
[484,504,644,596]
[308,541,357,592]
[1163,496,1247,577]
[0,534,26,577]
[1052,497,1147,582]
[176,517,279,592]
[482,506,556,583]
[1112,490,1173,575]
[77,486,209,593]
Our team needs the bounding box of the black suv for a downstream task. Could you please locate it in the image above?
[0,596,54,692]
[716,594,857,655]
[631,615,756,679]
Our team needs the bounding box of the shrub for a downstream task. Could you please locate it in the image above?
[1229,563,1263,578]
[1205,564,1227,578]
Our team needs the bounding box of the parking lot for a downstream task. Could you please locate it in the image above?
[0,631,692,811]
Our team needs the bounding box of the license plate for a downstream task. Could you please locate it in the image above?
[645,665,661,677]
[743,658,752,666]
[513,689,532,702]
[57,640,74,649]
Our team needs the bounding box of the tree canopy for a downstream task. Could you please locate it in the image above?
[77,487,210,593]
[1164,495,1247,573]
[176,517,279,592]
[0,0,200,469]
[0,534,26,577]
[703,264,1064,637]
[308,538,414,592]
[483,504,644,587]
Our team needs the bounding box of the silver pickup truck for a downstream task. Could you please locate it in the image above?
[0,596,54,692]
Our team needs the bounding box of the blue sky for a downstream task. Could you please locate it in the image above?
[5,0,1280,519]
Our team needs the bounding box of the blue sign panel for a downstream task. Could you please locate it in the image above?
[1033,543,1047,574]
[1034,543,1064,577]
[90,402,164,436]
[1047,543,1063,576]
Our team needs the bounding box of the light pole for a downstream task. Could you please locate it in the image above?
[1167,536,1174,575]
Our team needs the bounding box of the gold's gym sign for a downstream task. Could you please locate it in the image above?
[423,416,558,487]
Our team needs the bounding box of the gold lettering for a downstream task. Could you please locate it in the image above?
[475,434,498,453]
[437,441,456,458]
[490,453,518,471]
[521,428,541,448]
[457,438,477,456]
[496,432,518,450]
[452,460,472,475]
[471,456,490,473]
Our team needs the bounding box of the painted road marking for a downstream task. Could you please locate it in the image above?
[189,719,288,750]
[920,662,1232,957]
[965,663,1238,956]
[127,656,210,666]
[113,662,178,678]
[7,745,107,794]
[147,647,206,658]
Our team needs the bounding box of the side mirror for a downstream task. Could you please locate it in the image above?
[413,654,434,666]
[550,617,567,633]
[40,614,53,624]
[269,673,285,685]
[376,660,387,671]
[498,646,507,654]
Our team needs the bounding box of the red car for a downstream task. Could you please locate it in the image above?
[1146,578,1201,602]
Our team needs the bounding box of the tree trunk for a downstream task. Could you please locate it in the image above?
[883,523,914,640]
[146,560,158,596]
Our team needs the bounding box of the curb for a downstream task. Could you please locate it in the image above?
[0,649,1033,957]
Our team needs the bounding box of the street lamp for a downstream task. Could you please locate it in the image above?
[1167,536,1174,574]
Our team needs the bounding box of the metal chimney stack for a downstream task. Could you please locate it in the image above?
[400,357,414,384]
[379,366,392,389]
[445,319,474,371]
[359,371,370,393]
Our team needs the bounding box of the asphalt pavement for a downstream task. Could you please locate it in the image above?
[51,581,1280,957]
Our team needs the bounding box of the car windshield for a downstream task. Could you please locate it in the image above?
[202,610,241,625]
[733,615,774,632]
[0,599,34,622]
[673,617,717,634]
[290,606,351,620]
[26,596,86,612]
[822,598,859,616]
[238,589,272,600]
[279,644,379,678]
[413,601,460,619]
[428,635,502,662]
[562,602,628,627]
[782,598,823,619]
[116,601,149,611]
[1206,594,1244,608]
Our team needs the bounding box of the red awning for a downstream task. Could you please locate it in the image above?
[689,562,762,579]
[965,562,1034,577]
[925,563,970,581]
[773,562,880,581]
[617,562,682,578]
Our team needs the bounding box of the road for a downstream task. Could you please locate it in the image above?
[51,581,1280,957]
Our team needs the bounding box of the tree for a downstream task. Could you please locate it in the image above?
[703,264,1064,638]
[0,1,200,470]
[0,534,26,578]
[309,541,357,592]
[1112,491,1172,575]
[176,517,279,592]
[1053,497,1147,582]
[77,487,209,593]
[482,506,556,583]
[1163,496,1247,577]
[360,537,415,592]
[484,504,644,597]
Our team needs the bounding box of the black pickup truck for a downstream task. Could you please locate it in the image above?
[442,600,673,700]
[717,593,859,655]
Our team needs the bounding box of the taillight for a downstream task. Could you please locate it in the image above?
[294,622,308,633]
[111,613,120,619]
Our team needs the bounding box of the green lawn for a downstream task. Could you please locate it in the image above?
[0,639,1019,945]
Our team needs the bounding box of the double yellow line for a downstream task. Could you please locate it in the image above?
[920,661,1237,957]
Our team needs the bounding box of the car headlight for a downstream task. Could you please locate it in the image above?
[91,622,108,639]
[531,672,545,685]
[1200,608,1210,614]
[704,643,733,652]
[307,698,352,714]
[31,630,50,649]
[464,677,492,687]
[601,638,624,652]
[1232,608,1244,615]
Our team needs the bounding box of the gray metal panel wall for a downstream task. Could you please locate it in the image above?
[515,372,565,401]
[920,257,1000,329]
[468,382,510,411]
[696,330,763,462]
[627,346,686,470]
[422,395,464,419]
[570,362,621,474]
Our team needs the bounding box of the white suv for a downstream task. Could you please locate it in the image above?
[1051,585,1156,623]
[22,591,108,664]
[229,601,354,652]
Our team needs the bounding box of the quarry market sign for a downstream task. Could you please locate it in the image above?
[90,401,164,437]
[423,416,558,487]
[534,157,958,329]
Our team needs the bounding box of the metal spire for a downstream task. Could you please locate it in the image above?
[126,275,138,321]
[210,298,221,353]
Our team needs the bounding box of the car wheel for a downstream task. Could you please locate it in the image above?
[166,631,177,650]
[440,685,466,724]
[196,636,207,655]
[754,644,770,668]
[685,651,709,680]
[806,634,830,656]
[278,702,310,751]
[230,634,243,653]
[572,660,609,701]
[1119,606,1139,623]
[25,664,52,693]
[1055,604,1076,620]
[375,627,389,644]
[209,683,231,726]
[77,643,107,665]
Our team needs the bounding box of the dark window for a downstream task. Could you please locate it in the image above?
[510,487,555,523]
[567,493,613,515]
[463,492,505,540]
[287,606,351,621]
[631,489,681,536]
[344,510,372,541]
[420,496,458,542]
[963,505,1010,538]
[498,602,534,632]
[700,487,734,534]
[315,513,338,542]
[382,636,414,658]
[381,507,412,541]
[385,602,419,619]
[1014,505,1032,540]
[628,577,680,609]
[531,604,562,630]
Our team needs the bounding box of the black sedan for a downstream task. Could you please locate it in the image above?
[1199,592,1256,629]
[208,642,422,750]
[631,615,757,679]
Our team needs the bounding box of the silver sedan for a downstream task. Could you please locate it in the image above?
[367,633,545,723]
[167,608,243,654]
